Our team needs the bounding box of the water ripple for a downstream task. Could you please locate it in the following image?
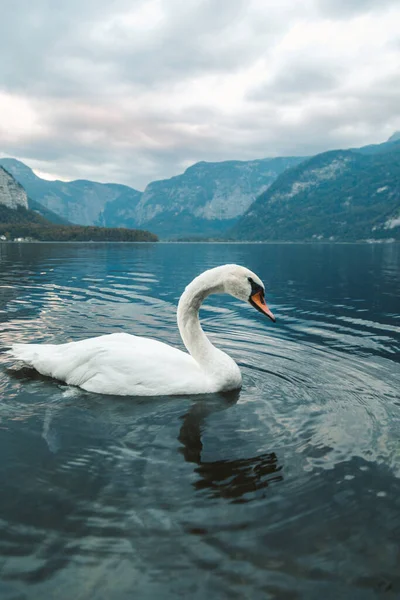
[0,242,399,599]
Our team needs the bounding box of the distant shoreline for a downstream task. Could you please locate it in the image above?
[1,239,398,245]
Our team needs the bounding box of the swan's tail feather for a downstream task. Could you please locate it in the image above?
[8,343,58,376]
[8,341,96,387]
[9,343,44,363]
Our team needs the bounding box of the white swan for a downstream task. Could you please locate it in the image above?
[8,264,275,396]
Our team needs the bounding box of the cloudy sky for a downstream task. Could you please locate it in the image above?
[0,0,399,189]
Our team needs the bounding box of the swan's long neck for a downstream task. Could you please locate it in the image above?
[176,267,242,390]
[177,275,223,369]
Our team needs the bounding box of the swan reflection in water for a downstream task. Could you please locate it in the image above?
[178,392,283,503]
[5,366,283,505]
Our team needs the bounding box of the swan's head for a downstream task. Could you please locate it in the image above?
[220,265,276,322]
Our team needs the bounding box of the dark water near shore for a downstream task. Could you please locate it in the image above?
[0,242,399,600]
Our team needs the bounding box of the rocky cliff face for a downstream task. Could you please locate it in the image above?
[0,167,28,209]
[95,186,143,228]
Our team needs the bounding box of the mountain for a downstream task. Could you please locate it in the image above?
[0,158,142,227]
[132,157,305,238]
[230,142,400,241]
[0,167,157,242]
[388,132,400,143]
[0,169,68,230]
[3,133,398,241]
[0,156,304,238]
[0,163,80,225]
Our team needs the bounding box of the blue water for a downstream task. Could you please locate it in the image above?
[0,242,399,599]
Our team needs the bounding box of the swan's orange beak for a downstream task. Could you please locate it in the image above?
[250,291,276,322]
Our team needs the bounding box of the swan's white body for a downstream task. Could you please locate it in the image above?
[10,332,233,396]
[9,264,274,396]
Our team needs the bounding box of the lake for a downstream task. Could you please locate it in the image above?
[0,242,399,600]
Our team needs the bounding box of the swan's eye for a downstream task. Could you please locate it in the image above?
[247,277,264,299]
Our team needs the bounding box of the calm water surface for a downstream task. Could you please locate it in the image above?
[0,242,399,600]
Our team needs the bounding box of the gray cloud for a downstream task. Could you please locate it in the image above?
[249,63,342,102]
[0,0,399,188]
[317,0,400,17]
[1,0,266,95]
